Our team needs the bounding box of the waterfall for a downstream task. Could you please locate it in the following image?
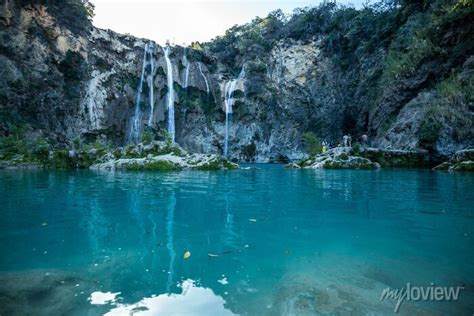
[198,62,210,94]
[128,42,149,144]
[162,46,175,143]
[223,67,245,157]
[183,48,190,89]
[148,43,155,126]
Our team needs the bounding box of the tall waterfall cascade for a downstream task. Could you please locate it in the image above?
[163,46,176,143]
[183,49,190,89]
[223,67,245,158]
[128,42,152,144]
[198,62,210,94]
[147,43,155,126]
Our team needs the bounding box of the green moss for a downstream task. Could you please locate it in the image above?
[125,160,179,171]
[338,153,349,161]
[49,150,75,169]
[175,84,216,115]
[197,160,223,170]
[113,148,122,159]
[223,159,238,170]
[451,161,474,172]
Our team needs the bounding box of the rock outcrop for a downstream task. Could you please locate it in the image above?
[291,147,380,170]
[433,149,474,172]
[0,140,238,171]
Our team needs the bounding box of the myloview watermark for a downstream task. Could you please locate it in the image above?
[379,283,464,313]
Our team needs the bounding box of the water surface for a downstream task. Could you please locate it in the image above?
[0,165,473,315]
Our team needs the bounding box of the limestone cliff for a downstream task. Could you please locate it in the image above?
[1,0,472,163]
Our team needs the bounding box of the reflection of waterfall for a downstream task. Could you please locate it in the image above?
[198,62,209,94]
[128,43,149,143]
[148,210,158,278]
[223,67,245,157]
[162,46,175,143]
[148,43,155,126]
[223,193,238,248]
[183,48,190,89]
[166,192,177,293]
[86,197,108,255]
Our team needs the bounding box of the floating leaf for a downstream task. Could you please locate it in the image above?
[183,251,191,259]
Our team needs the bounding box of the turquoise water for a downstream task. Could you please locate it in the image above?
[0,165,473,315]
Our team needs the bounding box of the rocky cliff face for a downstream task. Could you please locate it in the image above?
[1,1,472,162]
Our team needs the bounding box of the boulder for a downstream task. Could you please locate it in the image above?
[433,149,474,172]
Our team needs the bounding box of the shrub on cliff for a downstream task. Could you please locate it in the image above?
[19,0,94,34]
[302,132,322,156]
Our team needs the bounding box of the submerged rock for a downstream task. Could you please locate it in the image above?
[0,270,92,316]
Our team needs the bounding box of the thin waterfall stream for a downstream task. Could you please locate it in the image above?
[163,46,176,143]
[224,67,245,157]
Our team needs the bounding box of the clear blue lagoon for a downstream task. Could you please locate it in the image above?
[0,166,473,315]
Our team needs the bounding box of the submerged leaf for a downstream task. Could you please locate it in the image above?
[208,253,219,257]
[249,218,257,222]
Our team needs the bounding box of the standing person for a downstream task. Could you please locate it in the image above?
[322,141,327,154]
[343,135,348,147]
[348,134,352,147]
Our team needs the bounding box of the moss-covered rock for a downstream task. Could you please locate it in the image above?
[125,160,180,171]
[359,148,430,168]
[451,149,474,163]
[322,156,379,170]
[289,147,380,170]
[433,149,474,172]
[450,161,474,172]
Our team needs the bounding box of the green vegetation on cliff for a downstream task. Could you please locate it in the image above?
[203,0,473,153]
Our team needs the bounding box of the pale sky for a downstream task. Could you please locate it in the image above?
[91,0,366,46]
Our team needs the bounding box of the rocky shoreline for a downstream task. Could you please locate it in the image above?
[0,141,239,171]
[287,147,474,172]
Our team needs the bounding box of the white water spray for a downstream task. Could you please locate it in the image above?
[223,67,245,157]
[183,48,190,89]
[198,62,210,94]
[128,43,149,144]
[148,43,155,126]
[163,46,175,143]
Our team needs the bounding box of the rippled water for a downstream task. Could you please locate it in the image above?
[0,165,473,315]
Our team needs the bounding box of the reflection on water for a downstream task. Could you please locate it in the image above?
[0,167,473,315]
[97,279,235,316]
[89,291,121,305]
[166,192,176,293]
